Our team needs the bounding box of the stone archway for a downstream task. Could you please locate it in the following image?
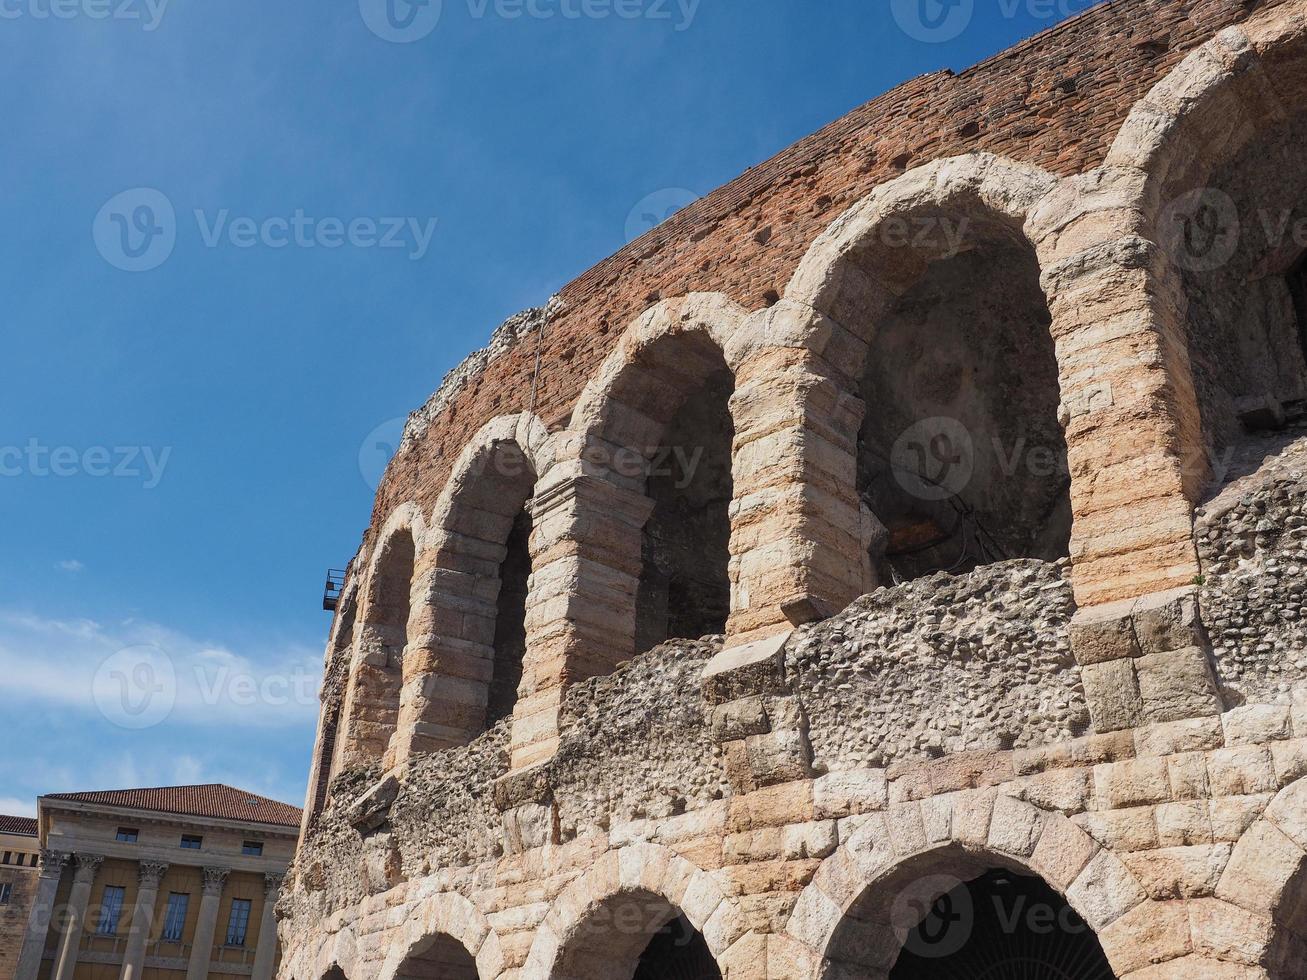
[1105,0,1307,498]
[377,891,504,980]
[1211,775,1307,977]
[338,504,424,770]
[521,841,751,980]
[784,792,1186,978]
[391,413,554,767]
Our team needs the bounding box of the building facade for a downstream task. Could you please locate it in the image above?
[16,786,299,980]
[1,817,41,980]
[281,0,1307,977]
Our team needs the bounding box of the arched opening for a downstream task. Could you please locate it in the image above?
[552,890,721,980]
[850,212,1070,583]
[393,934,479,980]
[487,505,532,728]
[825,850,1114,979]
[625,332,734,652]
[322,966,348,980]
[343,529,413,765]
[420,436,536,747]
[1166,109,1307,472]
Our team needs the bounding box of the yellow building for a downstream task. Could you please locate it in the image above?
[13,786,299,980]
[0,816,41,980]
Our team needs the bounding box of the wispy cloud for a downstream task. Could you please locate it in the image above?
[0,796,36,818]
[56,559,85,573]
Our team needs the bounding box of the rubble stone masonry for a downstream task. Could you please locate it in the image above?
[283,0,1307,976]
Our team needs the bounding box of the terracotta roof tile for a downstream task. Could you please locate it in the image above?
[0,815,37,836]
[44,784,301,828]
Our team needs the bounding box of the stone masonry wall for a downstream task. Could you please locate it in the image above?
[363,0,1289,568]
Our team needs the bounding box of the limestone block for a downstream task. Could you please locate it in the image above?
[1067,848,1148,930]
[501,803,559,856]
[1075,808,1160,852]
[1070,598,1141,665]
[988,794,1043,858]
[781,822,838,861]
[745,729,813,787]
[1134,717,1225,758]
[882,802,926,857]
[1015,767,1091,814]
[1097,899,1192,975]
[1155,801,1214,847]
[1207,747,1278,797]
[727,782,814,833]
[1136,647,1222,723]
[1122,844,1232,899]
[812,770,888,820]
[783,885,842,953]
[1214,820,1307,915]
[1132,587,1204,656]
[1187,898,1276,968]
[1093,758,1172,809]
[1166,752,1210,801]
[1030,812,1099,890]
[711,697,770,743]
[702,631,792,705]
[1222,704,1293,746]
[1265,777,1307,851]
[1271,738,1307,785]
[1210,795,1274,843]
[1082,658,1145,732]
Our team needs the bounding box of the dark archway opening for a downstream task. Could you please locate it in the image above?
[322,967,347,980]
[487,506,532,728]
[632,913,721,980]
[394,933,479,980]
[634,341,735,651]
[1287,254,1307,388]
[888,869,1113,980]
[856,224,1071,584]
[1267,850,1307,978]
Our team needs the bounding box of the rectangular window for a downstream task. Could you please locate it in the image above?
[97,885,126,935]
[115,828,139,843]
[161,893,189,942]
[179,835,202,850]
[1,852,9,865]
[0,883,12,905]
[224,899,251,947]
[241,841,263,856]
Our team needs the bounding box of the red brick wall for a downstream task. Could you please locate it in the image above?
[363,0,1281,565]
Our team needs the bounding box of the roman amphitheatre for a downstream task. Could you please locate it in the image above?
[280,0,1307,976]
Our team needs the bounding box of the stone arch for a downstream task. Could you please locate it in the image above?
[781,154,1074,587]
[784,792,1178,978]
[1103,2,1307,493]
[303,925,360,980]
[508,295,747,770]
[338,504,425,769]
[521,841,750,980]
[378,891,505,980]
[571,292,747,652]
[390,414,555,766]
[1212,775,1307,977]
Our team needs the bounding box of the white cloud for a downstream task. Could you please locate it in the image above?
[0,608,322,730]
[57,559,85,573]
[0,796,36,818]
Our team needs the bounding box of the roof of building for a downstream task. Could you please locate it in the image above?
[0,814,38,836]
[43,784,302,828]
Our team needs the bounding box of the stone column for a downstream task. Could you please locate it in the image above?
[52,852,104,980]
[727,344,872,646]
[119,862,168,980]
[511,463,654,770]
[15,850,70,980]
[184,867,228,980]
[249,873,283,980]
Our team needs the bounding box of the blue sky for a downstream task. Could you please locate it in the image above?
[0,0,1099,816]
